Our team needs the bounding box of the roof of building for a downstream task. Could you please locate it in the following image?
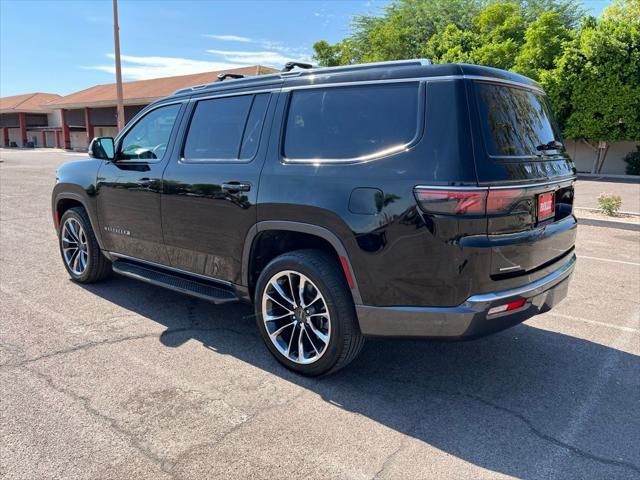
[0,92,61,113]
[46,65,277,109]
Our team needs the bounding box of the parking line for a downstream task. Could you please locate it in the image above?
[548,311,640,334]
[578,255,640,267]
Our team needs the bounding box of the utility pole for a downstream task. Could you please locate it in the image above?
[113,0,125,131]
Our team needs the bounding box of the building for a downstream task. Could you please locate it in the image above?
[0,92,62,147]
[45,65,275,151]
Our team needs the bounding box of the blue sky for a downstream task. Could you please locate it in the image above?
[0,0,612,97]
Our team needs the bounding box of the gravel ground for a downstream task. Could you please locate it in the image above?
[1,149,639,480]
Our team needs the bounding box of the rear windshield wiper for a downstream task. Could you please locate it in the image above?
[536,140,564,152]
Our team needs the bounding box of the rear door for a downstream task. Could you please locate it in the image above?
[160,88,278,284]
[469,80,577,276]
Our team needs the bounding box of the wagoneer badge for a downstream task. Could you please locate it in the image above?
[104,226,131,236]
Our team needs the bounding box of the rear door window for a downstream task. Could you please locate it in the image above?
[183,93,269,162]
[283,83,420,161]
[475,82,563,158]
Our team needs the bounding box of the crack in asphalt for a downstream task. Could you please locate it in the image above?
[372,441,407,480]
[165,387,314,476]
[19,364,177,480]
[0,325,256,368]
[384,376,640,476]
[15,358,314,480]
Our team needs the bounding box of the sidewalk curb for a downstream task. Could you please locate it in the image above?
[575,207,640,217]
[576,215,640,232]
[577,173,640,181]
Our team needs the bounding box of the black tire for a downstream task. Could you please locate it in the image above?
[254,249,364,376]
[58,207,111,283]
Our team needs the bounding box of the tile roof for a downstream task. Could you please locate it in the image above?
[0,92,61,113]
[46,65,277,109]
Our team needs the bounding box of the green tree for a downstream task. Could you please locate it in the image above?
[601,0,640,21]
[514,12,573,79]
[542,15,640,171]
[313,0,582,66]
[470,2,527,69]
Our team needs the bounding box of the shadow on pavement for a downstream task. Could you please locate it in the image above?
[80,276,640,479]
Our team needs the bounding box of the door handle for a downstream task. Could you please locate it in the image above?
[221,182,251,193]
[138,177,153,186]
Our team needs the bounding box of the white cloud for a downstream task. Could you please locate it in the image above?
[202,34,253,43]
[206,49,312,67]
[82,54,240,81]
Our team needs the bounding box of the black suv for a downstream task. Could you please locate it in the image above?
[52,60,577,375]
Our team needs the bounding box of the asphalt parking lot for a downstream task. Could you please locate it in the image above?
[1,149,639,480]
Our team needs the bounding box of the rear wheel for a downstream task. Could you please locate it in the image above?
[255,249,364,376]
[58,207,111,283]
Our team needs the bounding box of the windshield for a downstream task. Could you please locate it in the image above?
[476,82,563,158]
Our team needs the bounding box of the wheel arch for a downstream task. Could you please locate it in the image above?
[53,190,105,250]
[243,221,362,305]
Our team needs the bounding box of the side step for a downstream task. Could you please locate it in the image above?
[112,259,238,304]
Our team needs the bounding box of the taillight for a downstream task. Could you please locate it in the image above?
[414,187,529,215]
[413,188,487,215]
[486,189,527,214]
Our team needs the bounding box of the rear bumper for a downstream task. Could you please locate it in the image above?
[356,253,575,339]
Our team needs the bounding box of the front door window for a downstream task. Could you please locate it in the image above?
[118,103,181,161]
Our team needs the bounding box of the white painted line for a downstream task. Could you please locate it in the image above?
[578,255,640,267]
[548,311,640,334]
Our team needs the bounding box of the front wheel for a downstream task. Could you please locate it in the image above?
[58,207,111,283]
[254,249,364,376]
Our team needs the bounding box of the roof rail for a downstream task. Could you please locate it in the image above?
[282,61,314,72]
[217,72,245,82]
[279,58,432,78]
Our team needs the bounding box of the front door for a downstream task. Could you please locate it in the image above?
[96,102,185,264]
[161,91,276,284]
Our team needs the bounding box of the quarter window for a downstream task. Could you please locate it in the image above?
[183,94,269,162]
[283,83,420,161]
[119,103,181,161]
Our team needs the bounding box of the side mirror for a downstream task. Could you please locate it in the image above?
[88,137,115,160]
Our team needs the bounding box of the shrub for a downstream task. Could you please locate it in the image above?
[598,193,623,216]
[623,146,640,176]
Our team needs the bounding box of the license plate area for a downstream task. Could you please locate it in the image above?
[537,191,555,222]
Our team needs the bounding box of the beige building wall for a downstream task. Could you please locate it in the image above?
[566,140,639,175]
[70,131,89,151]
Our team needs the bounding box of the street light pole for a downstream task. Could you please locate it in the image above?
[113,0,125,131]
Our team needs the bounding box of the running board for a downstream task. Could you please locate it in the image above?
[112,259,238,304]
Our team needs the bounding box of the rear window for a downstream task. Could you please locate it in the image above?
[476,82,562,158]
[284,83,420,161]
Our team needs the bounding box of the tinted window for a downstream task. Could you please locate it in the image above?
[476,82,562,157]
[183,94,269,162]
[284,83,419,160]
[119,104,181,161]
[240,94,269,159]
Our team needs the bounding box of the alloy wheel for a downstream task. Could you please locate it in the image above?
[61,218,89,276]
[261,270,331,365]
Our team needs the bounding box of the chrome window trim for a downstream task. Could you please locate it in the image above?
[109,252,234,287]
[463,75,545,94]
[414,177,576,191]
[282,81,426,165]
